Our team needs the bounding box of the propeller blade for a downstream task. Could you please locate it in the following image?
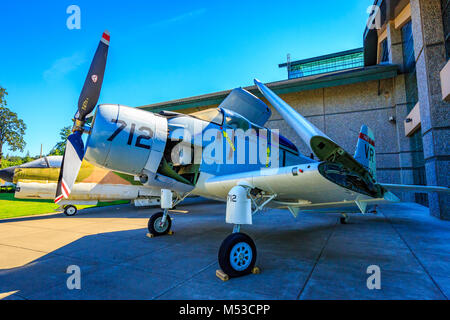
[55,131,85,203]
[77,30,110,121]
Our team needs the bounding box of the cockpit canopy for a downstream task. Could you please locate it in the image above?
[20,156,62,169]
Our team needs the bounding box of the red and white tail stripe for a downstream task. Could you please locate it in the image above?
[358,132,375,147]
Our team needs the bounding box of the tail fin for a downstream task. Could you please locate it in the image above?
[354,125,376,180]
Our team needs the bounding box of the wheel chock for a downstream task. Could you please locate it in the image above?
[216,269,229,282]
[252,266,261,274]
[146,231,174,239]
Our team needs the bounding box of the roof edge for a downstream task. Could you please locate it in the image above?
[138,64,399,112]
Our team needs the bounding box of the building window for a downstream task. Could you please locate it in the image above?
[402,20,418,111]
[441,0,450,60]
[402,21,416,74]
[380,38,389,63]
[282,48,364,79]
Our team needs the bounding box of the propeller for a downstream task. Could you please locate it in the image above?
[55,31,110,203]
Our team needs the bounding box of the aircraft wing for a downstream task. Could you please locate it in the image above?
[379,183,450,194]
[253,79,380,196]
[202,163,388,205]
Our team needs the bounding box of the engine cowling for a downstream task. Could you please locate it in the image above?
[85,104,167,176]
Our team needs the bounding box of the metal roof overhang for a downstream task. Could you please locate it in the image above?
[138,64,399,113]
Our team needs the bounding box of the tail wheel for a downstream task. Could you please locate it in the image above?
[148,211,171,236]
[340,213,349,224]
[64,205,77,216]
[218,233,257,278]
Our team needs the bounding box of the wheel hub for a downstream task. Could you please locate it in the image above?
[154,217,168,233]
[230,242,252,271]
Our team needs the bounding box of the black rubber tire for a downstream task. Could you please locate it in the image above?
[218,232,257,278]
[147,211,172,236]
[64,205,77,216]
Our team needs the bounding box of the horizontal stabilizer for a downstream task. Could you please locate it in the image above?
[380,183,450,194]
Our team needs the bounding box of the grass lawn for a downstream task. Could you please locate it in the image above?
[0,193,129,220]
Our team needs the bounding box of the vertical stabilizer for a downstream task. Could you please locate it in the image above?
[354,125,376,180]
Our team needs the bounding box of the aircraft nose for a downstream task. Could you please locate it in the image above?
[0,167,15,183]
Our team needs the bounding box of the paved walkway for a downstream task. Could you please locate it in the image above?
[0,201,448,300]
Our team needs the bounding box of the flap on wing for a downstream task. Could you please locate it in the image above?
[218,88,272,126]
[380,183,450,194]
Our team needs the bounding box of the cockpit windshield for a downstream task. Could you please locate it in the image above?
[46,156,63,168]
[20,158,48,168]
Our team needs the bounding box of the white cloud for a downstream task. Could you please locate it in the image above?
[151,8,207,28]
[43,52,86,81]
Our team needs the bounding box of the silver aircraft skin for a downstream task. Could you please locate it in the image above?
[0,156,162,216]
[54,31,449,278]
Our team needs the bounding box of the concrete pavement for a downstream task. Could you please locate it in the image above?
[0,200,449,300]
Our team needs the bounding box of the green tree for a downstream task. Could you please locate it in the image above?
[48,126,72,156]
[0,88,27,166]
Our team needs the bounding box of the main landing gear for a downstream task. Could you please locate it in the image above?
[148,210,172,236]
[147,189,190,237]
[147,189,174,237]
[218,230,257,278]
[217,183,275,278]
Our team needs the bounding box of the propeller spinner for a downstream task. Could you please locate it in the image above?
[55,31,110,203]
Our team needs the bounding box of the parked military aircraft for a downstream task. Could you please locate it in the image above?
[55,31,449,278]
[0,156,162,216]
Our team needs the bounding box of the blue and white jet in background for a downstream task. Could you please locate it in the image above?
[55,31,449,278]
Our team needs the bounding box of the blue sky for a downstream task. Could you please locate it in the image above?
[0,0,372,157]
